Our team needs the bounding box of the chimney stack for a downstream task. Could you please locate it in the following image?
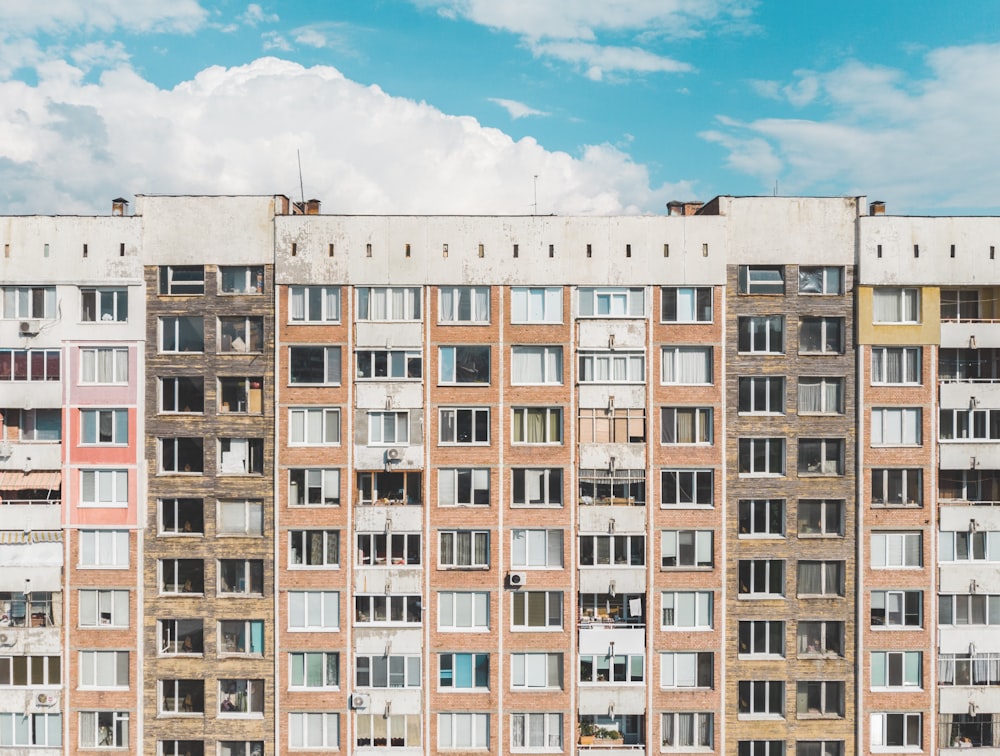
[111,198,129,216]
[305,198,322,215]
[870,201,886,216]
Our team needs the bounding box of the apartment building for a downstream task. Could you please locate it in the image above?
[0,192,997,755]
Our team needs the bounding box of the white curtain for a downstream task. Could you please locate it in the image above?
[291,287,305,319]
[873,290,901,321]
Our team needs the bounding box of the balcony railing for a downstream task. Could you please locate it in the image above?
[0,499,60,506]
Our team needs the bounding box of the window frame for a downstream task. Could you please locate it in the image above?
[798,266,843,295]
[289,285,340,323]
[511,529,563,569]
[660,530,713,569]
[738,438,785,476]
[512,468,563,507]
[738,559,785,598]
[439,407,489,445]
[660,407,713,445]
[870,712,922,749]
[510,654,563,690]
[367,410,409,446]
[288,468,341,507]
[871,346,921,385]
[288,407,341,446]
[439,285,490,324]
[738,315,785,354]
[798,376,845,414]
[289,712,340,750]
[79,710,129,748]
[738,679,785,718]
[660,651,714,689]
[80,347,127,384]
[159,316,204,354]
[510,287,562,324]
[871,651,922,689]
[158,265,204,296]
[738,499,785,538]
[512,407,562,445]
[578,286,645,317]
[661,286,713,322]
[739,265,785,295]
[871,407,922,446]
[289,345,342,385]
[438,653,490,691]
[511,591,562,630]
[661,345,713,385]
[439,345,491,385]
[289,651,340,689]
[798,316,844,354]
[661,469,713,508]
[2,285,56,319]
[738,620,785,658]
[661,591,713,631]
[80,287,128,322]
[288,591,340,631]
[289,529,340,568]
[510,712,562,751]
[511,345,563,385]
[871,590,922,628]
[80,409,128,446]
[578,351,645,383]
[872,287,920,324]
[438,530,490,569]
[355,349,422,381]
[871,531,923,568]
[356,286,421,321]
[439,591,489,630]
[80,469,128,507]
[79,589,129,628]
[79,530,129,568]
[797,438,845,476]
[79,650,129,690]
[872,468,923,507]
[662,712,713,750]
[738,376,784,415]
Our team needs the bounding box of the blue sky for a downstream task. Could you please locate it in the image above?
[3,0,1000,215]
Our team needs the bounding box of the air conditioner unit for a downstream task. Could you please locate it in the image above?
[36,693,50,705]
[0,442,12,458]
[386,448,400,461]
[350,693,371,710]
[508,572,527,587]
[19,321,39,336]
[0,633,9,645]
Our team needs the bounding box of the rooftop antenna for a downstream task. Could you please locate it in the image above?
[773,179,778,197]
[297,149,305,205]
[533,175,538,215]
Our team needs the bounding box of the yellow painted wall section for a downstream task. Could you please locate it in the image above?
[857,286,941,345]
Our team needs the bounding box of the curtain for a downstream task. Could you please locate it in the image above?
[677,410,694,443]
[291,287,305,319]
[527,410,544,443]
[874,290,900,321]
[513,349,541,383]
[512,715,525,747]
[799,379,822,412]
[799,563,821,595]
[678,713,693,745]
[372,289,387,319]
[824,563,842,595]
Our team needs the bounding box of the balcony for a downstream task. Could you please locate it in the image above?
[942,442,1000,470]
[578,715,645,754]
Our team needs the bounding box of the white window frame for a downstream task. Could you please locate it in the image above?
[439,591,489,630]
[439,530,490,568]
[511,712,562,751]
[438,468,490,507]
[79,530,128,568]
[79,650,129,689]
[940,529,1000,562]
[159,316,204,354]
[511,287,562,324]
[368,411,409,445]
[660,652,713,689]
[17,408,61,442]
[439,408,489,445]
[871,532,922,568]
[871,468,922,507]
[739,620,785,657]
[738,438,785,476]
[578,286,645,317]
[738,315,784,354]
[798,266,843,295]
[217,499,264,536]
[219,265,264,295]
[871,346,921,384]
[511,591,561,630]
[2,285,56,319]
[80,409,127,445]
[158,437,203,474]
[218,619,264,656]
[661,345,713,385]
[511,529,563,568]
[439,653,489,690]
[355,654,421,688]
[510,654,562,690]
[798,438,845,476]
[661,591,713,631]
[439,345,490,384]
[796,560,845,597]
[79,710,129,748]
[438,712,489,749]
[660,469,713,507]
[579,652,644,684]
[739,265,785,295]
[355,714,420,748]
[81,287,128,322]
[512,407,562,444]
[288,591,340,631]
[289,407,341,446]
[580,533,645,567]
[355,594,422,625]
[940,407,1000,441]
[738,499,785,537]
[289,285,340,322]
[872,288,920,324]
[289,345,342,385]
[869,712,921,749]
[512,468,562,507]
[871,651,921,689]
[738,376,784,414]
[871,590,922,628]
[79,589,129,628]
[356,532,421,567]
[662,712,713,750]
[0,712,61,747]
[439,286,490,323]
[218,559,264,596]
[158,265,204,295]
[356,286,421,321]
[798,499,845,537]
[798,376,845,414]
[660,407,713,444]
[798,316,844,354]
[289,468,340,506]
[289,651,340,689]
[289,712,339,750]
[289,529,340,568]
[511,346,562,385]
[217,678,265,717]
[578,351,645,383]
[797,620,845,657]
[661,530,713,568]
[871,407,922,446]
[80,347,128,384]
[738,679,785,717]
[80,469,128,507]
[661,286,712,322]
[795,680,844,717]
[738,559,785,598]
[355,349,421,381]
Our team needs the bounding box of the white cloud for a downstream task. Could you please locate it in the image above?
[0,57,692,215]
[291,23,352,50]
[487,98,550,119]
[240,4,279,27]
[530,40,691,80]
[705,43,1000,211]
[261,31,292,51]
[0,0,207,34]
[70,41,131,70]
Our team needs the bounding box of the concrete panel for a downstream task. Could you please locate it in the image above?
[354,568,422,594]
[355,505,423,532]
[577,320,647,350]
[1,443,60,472]
[578,386,646,410]
[941,443,1000,470]
[0,566,60,591]
[0,383,62,410]
[577,686,646,715]
[938,564,1000,593]
[579,506,645,533]
[355,321,423,349]
[942,321,1000,350]
[939,626,1000,655]
[0,503,61,531]
[354,445,423,472]
[578,444,645,470]
[364,688,422,714]
[355,383,424,410]
[940,381,1000,410]
[578,627,645,655]
[354,627,422,655]
[939,685,1000,714]
[579,568,645,595]
[940,506,1000,532]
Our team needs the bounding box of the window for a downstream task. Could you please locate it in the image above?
[159,316,204,352]
[218,316,263,353]
[938,594,1000,626]
[356,594,422,625]
[512,529,562,568]
[439,408,489,445]
[439,531,489,568]
[939,654,1000,686]
[578,407,645,443]
[289,408,340,445]
[662,591,713,630]
[0,655,60,685]
[941,408,1000,440]
[799,266,842,295]
[219,742,264,756]
[797,561,845,596]
[798,499,844,536]
[739,438,785,476]
[81,410,127,445]
[511,655,562,689]
[662,712,713,750]
[80,711,129,748]
[940,347,1000,382]
[797,743,844,756]
[798,377,844,414]
[872,651,921,688]
[80,589,128,627]
[579,468,645,506]
[289,591,339,630]
[660,652,713,688]
[81,287,128,322]
[581,534,645,566]
[796,681,844,718]
[218,679,264,716]
[579,351,644,382]
[356,532,421,566]
[289,468,340,506]
[871,532,922,568]
[661,469,713,507]
[512,468,562,507]
[661,286,712,322]
[738,560,784,597]
[159,679,204,714]
[872,408,922,445]
[159,498,203,535]
[511,346,562,384]
[218,438,264,475]
[941,529,1000,561]
[355,655,421,688]
[357,286,421,320]
[580,653,644,683]
[160,559,204,594]
[511,287,562,323]
[871,590,922,627]
[438,712,489,749]
[159,619,204,655]
[739,377,784,414]
[797,621,845,657]
[356,714,420,748]
[873,287,920,323]
[738,316,784,353]
[440,592,489,629]
[579,592,644,626]
[12,409,59,442]
[79,651,128,689]
[512,591,561,629]
[0,349,59,381]
[158,265,204,295]
[798,439,844,475]
[160,376,203,413]
[739,499,784,537]
[78,470,128,509]
[364,411,408,447]
[579,287,645,316]
[220,266,264,294]
[942,289,981,321]
[660,531,711,568]
[871,346,921,384]
[290,530,339,567]
[799,317,844,353]
[290,285,340,322]
[2,285,55,318]
[439,345,490,384]
[357,470,422,505]
[159,437,203,473]
[158,740,204,755]
[939,470,1000,504]
[0,713,61,747]
[440,286,490,322]
[872,468,922,507]
[218,377,263,415]
[219,560,264,595]
[739,265,785,294]
[290,652,339,688]
[289,712,339,750]
[661,346,713,384]
[738,680,784,717]
[870,712,921,749]
[219,620,264,655]
[440,654,489,689]
[289,346,341,384]
[80,530,128,567]
[81,347,126,383]
[511,713,562,751]
[438,468,490,507]
[512,407,562,444]
[739,621,784,657]
[356,349,422,382]
[661,407,712,444]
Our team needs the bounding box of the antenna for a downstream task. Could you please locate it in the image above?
[297,149,305,205]
[533,175,538,215]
